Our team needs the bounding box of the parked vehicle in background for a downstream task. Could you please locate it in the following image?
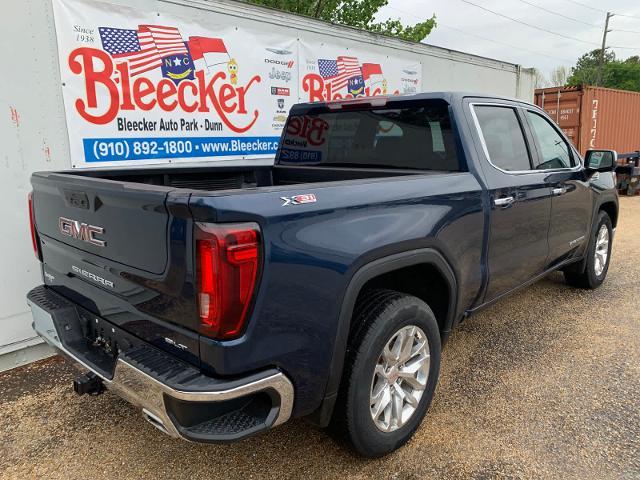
[616,152,640,196]
[535,85,640,155]
[27,92,618,456]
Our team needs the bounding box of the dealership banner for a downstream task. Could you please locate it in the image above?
[52,0,298,167]
[298,41,422,102]
[52,0,422,168]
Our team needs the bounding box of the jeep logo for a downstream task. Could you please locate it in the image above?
[58,217,106,247]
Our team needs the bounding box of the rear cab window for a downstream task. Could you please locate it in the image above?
[473,105,532,172]
[276,99,462,171]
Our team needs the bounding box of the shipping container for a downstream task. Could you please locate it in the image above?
[0,0,537,370]
[535,85,640,156]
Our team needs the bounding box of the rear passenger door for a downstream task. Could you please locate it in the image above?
[522,109,593,265]
[471,103,553,301]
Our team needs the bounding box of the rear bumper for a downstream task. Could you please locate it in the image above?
[26,285,294,442]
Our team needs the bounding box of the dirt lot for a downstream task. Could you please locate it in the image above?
[1,197,639,480]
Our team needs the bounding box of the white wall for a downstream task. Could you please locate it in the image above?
[0,1,69,366]
[0,0,534,370]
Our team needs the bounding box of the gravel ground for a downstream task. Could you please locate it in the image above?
[1,197,639,480]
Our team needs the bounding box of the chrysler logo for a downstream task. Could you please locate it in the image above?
[58,217,106,247]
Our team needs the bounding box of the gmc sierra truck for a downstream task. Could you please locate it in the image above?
[27,92,618,457]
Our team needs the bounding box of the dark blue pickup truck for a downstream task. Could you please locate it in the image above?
[27,92,618,456]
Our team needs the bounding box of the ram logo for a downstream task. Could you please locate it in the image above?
[59,217,106,247]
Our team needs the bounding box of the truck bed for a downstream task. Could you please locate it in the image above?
[67,164,428,192]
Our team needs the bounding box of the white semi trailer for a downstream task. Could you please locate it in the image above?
[0,0,536,370]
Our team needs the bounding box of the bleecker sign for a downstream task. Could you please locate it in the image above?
[52,0,298,168]
[299,41,422,102]
[70,48,260,130]
[52,0,422,168]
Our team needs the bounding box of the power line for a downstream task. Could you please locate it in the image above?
[438,23,576,63]
[612,28,640,35]
[386,6,575,63]
[387,0,639,58]
[615,13,640,21]
[511,1,640,38]
[608,40,640,50]
[511,0,599,27]
[457,0,639,51]
[557,0,640,20]
[557,0,606,14]
[458,0,601,46]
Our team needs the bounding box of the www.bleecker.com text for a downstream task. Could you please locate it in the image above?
[116,117,224,132]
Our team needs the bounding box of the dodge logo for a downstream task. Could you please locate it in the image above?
[59,217,106,247]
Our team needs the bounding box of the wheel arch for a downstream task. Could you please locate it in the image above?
[598,200,618,228]
[567,197,618,275]
[308,248,457,427]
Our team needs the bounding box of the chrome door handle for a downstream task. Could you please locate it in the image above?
[494,196,515,207]
[552,187,567,196]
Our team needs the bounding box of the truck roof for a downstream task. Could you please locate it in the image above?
[294,91,537,109]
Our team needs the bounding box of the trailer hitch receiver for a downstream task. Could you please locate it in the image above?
[73,371,104,396]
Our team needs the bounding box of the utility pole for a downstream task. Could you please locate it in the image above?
[597,12,613,86]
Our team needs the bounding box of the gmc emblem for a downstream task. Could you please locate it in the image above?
[58,217,106,247]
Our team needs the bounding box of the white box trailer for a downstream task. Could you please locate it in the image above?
[0,0,536,370]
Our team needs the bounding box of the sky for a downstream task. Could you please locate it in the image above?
[377,0,640,77]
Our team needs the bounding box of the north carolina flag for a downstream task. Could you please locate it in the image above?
[188,36,229,68]
[361,63,384,85]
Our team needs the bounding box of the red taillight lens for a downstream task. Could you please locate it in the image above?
[28,192,41,260]
[195,222,261,339]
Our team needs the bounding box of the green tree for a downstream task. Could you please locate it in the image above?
[248,0,436,42]
[567,49,640,92]
[605,56,640,92]
[567,49,616,87]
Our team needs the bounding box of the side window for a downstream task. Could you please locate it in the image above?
[474,105,531,171]
[429,121,445,152]
[525,111,574,169]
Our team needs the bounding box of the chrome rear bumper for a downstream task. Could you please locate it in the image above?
[27,286,294,442]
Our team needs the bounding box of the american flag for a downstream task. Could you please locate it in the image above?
[318,56,362,91]
[99,25,188,76]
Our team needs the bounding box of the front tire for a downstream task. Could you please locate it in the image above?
[330,290,441,457]
[564,211,613,289]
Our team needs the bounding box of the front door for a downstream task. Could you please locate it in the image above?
[522,109,593,265]
[471,103,552,301]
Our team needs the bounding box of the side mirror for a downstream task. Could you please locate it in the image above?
[585,149,617,172]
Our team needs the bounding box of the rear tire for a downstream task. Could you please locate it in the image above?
[564,211,612,289]
[330,290,441,457]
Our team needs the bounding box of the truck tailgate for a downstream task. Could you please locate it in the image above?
[32,172,170,274]
[30,172,200,365]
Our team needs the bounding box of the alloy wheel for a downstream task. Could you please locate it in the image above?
[369,325,430,432]
[594,224,610,277]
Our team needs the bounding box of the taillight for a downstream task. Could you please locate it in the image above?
[195,222,261,339]
[28,192,41,260]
